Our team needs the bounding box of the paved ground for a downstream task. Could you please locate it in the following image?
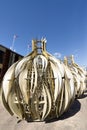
[0,90,87,130]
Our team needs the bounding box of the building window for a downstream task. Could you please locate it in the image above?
[0,50,4,63]
[0,68,1,74]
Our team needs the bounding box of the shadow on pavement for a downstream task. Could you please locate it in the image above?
[45,99,81,123]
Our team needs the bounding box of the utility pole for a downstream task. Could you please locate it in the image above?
[10,35,18,51]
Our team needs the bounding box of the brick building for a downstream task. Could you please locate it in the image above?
[0,44,23,83]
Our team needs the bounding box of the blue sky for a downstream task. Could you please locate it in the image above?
[0,0,87,66]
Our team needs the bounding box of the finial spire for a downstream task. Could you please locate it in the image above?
[32,38,47,53]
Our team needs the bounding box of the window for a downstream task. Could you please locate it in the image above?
[0,50,4,63]
[0,68,1,74]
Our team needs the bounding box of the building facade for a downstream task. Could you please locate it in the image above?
[0,44,23,83]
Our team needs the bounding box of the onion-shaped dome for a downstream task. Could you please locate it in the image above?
[64,55,86,97]
[1,38,75,122]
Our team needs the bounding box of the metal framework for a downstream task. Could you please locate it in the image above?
[1,38,86,122]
